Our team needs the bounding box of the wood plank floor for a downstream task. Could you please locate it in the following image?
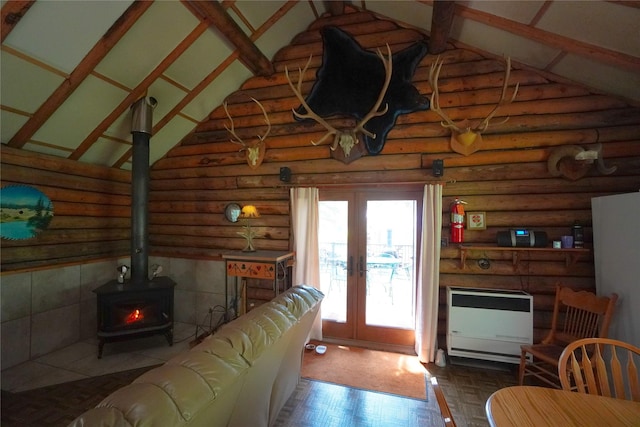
[273,378,445,427]
[1,356,520,427]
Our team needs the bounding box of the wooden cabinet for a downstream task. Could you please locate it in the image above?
[223,251,295,317]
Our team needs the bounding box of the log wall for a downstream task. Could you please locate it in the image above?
[152,9,640,341]
[0,145,131,271]
[2,8,639,342]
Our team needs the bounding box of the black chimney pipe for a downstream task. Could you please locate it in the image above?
[130,97,157,285]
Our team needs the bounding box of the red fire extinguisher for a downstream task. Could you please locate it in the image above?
[450,197,467,244]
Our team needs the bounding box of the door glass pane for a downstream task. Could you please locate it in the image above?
[319,201,348,323]
[365,200,416,329]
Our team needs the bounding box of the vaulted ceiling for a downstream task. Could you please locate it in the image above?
[2,1,638,170]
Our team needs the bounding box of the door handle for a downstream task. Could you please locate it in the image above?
[348,255,353,276]
[359,256,364,277]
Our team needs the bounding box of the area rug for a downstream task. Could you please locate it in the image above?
[301,342,428,400]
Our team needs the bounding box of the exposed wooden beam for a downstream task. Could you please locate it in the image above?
[187,0,274,76]
[1,0,34,43]
[430,0,455,54]
[69,21,210,161]
[455,3,640,74]
[7,1,153,148]
[325,1,345,16]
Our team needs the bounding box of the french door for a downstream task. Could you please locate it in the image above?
[318,188,421,346]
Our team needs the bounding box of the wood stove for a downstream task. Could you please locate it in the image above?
[92,96,177,358]
[94,276,176,358]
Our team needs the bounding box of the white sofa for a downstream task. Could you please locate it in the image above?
[68,285,324,427]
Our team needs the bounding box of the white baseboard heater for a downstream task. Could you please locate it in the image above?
[447,287,533,364]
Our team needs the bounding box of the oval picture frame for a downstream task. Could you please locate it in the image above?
[1,185,54,240]
[224,203,242,223]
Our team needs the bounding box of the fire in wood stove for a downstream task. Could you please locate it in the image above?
[126,308,144,324]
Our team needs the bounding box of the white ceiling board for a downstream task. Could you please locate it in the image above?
[451,17,561,70]
[1,111,29,144]
[0,52,64,114]
[3,1,134,73]
[235,1,287,31]
[366,1,433,32]
[256,2,317,58]
[541,2,640,57]
[149,116,196,165]
[164,29,234,90]
[94,1,200,89]
[79,137,130,167]
[182,61,253,121]
[552,54,640,102]
[105,111,132,143]
[32,75,128,150]
[147,78,189,125]
[22,142,72,159]
[459,1,545,25]
[310,0,328,17]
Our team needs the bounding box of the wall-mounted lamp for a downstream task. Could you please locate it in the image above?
[238,205,260,252]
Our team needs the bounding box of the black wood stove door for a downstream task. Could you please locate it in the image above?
[93,276,176,358]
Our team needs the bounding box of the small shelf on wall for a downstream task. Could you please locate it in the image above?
[458,245,591,269]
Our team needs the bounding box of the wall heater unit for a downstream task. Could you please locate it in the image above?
[447,287,533,364]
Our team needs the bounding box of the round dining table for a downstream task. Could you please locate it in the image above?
[485,385,640,426]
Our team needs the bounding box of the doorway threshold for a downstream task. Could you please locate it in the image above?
[320,337,416,355]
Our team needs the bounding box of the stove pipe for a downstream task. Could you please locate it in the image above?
[130,96,157,285]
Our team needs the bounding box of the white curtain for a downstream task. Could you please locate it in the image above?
[290,187,322,340]
[415,184,443,363]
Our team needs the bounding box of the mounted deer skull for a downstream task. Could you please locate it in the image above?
[223,96,271,169]
[285,44,393,160]
[429,56,519,156]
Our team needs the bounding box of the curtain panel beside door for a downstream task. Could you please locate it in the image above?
[415,184,443,363]
[290,187,322,340]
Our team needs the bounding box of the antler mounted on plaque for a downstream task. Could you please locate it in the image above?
[223,96,271,169]
[285,44,392,161]
[429,56,519,156]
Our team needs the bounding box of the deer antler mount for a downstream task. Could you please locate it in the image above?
[429,56,519,156]
[223,96,271,169]
[285,44,393,164]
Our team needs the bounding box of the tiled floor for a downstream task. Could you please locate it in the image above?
[1,322,196,393]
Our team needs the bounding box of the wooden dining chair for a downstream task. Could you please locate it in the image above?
[518,284,618,388]
[558,337,640,401]
[430,376,457,427]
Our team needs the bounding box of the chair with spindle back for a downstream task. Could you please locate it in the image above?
[518,284,618,388]
[558,337,640,401]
